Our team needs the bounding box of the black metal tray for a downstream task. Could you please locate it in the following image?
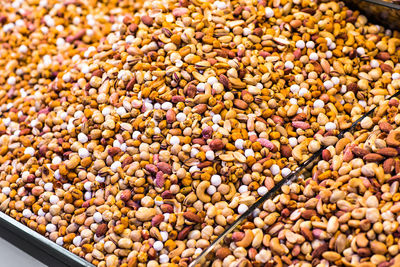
[0,0,399,266]
[343,0,400,30]
[0,212,94,267]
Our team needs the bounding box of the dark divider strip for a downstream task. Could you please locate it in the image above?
[0,212,94,267]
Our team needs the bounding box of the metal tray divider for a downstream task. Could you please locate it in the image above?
[0,211,95,266]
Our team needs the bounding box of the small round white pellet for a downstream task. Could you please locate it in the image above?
[153,241,164,251]
[356,47,365,55]
[110,161,121,172]
[159,254,169,264]
[284,61,294,69]
[323,80,334,89]
[77,133,88,143]
[238,204,248,214]
[24,147,35,156]
[235,139,244,150]
[289,98,297,105]
[49,195,59,205]
[206,150,215,161]
[325,122,336,131]
[207,76,218,85]
[281,168,291,177]
[2,187,10,195]
[265,7,274,18]
[176,113,186,122]
[210,175,222,186]
[56,237,64,246]
[93,212,103,223]
[73,236,82,247]
[196,83,205,92]
[84,181,92,191]
[290,84,300,94]
[132,131,140,140]
[78,148,90,158]
[331,77,340,85]
[46,224,57,233]
[296,40,305,49]
[238,185,248,194]
[207,185,217,195]
[22,209,32,218]
[245,149,254,157]
[257,186,268,196]
[44,183,53,192]
[270,164,280,175]
[289,137,298,147]
[190,148,199,158]
[160,231,168,242]
[313,99,325,108]
[309,52,318,61]
[392,73,400,80]
[170,136,180,145]
[38,208,45,217]
[212,114,221,124]
[161,102,172,110]
[306,41,315,49]
[298,88,309,97]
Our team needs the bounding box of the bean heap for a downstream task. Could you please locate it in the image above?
[0,0,399,266]
[212,97,400,267]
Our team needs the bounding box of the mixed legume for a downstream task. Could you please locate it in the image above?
[0,0,400,266]
[209,97,400,267]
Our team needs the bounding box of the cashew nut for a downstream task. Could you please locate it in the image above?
[345,33,355,46]
[337,116,352,130]
[376,102,388,118]
[387,130,400,147]
[388,38,400,55]
[326,102,338,116]
[292,143,308,162]
[196,181,211,203]
[335,138,351,155]
[350,236,358,252]
[274,255,284,267]
[270,237,286,256]
[224,183,236,201]
[235,230,254,248]
[169,240,185,258]
[252,229,263,248]
[349,178,366,194]
[355,132,369,144]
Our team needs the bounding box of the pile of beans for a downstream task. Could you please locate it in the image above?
[211,97,400,266]
[0,0,399,266]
